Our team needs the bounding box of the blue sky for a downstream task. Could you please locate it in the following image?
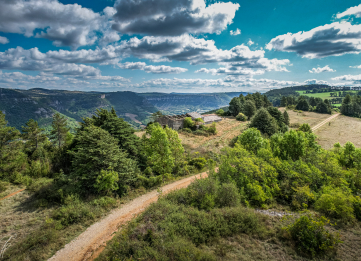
[0,0,361,93]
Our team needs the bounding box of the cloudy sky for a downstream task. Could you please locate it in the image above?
[1,0,361,93]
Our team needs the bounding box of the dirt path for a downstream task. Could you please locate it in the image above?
[48,171,210,261]
[312,113,340,132]
[0,189,25,201]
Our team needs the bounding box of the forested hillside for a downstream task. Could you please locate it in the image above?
[0,88,245,131]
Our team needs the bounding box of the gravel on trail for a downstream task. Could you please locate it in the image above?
[48,171,209,261]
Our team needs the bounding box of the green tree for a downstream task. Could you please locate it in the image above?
[229,97,243,117]
[70,125,139,193]
[82,108,140,159]
[50,113,70,148]
[183,117,195,130]
[296,99,310,111]
[145,123,174,175]
[237,128,269,154]
[280,96,287,107]
[21,119,47,150]
[316,101,331,114]
[243,100,257,118]
[164,127,185,171]
[249,108,278,136]
[283,110,290,125]
[298,123,312,133]
[340,94,353,116]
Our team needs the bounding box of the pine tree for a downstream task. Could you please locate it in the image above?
[229,97,243,116]
[283,110,290,126]
[280,96,287,107]
[296,99,310,111]
[249,108,278,136]
[50,113,70,148]
[243,100,257,118]
[70,125,139,193]
[82,108,140,159]
[22,119,47,150]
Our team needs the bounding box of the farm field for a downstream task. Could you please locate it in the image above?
[296,90,358,106]
[278,108,332,128]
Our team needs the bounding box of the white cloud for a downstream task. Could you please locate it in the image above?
[0,36,9,44]
[0,0,109,49]
[266,22,361,58]
[111,0,240,36]
[118,62,188,74]
[350,65,361,69]
[230,28,241,36]
[309,65,335,73]
[332,74,361,84]
[247,39,254,46]
[337,4,361,18]
[304,79,329,85]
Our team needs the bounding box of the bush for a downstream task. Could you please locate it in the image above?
[249,108,279,136]
[354,196,361,221]
[291,186,316,210]
[216,109,225,116]
[314,187,355,221]
[285,214,342,257]
[185,178,218,210]
[215,183,241,208]
[0,180,9,193]
[298,123,312,133]
[236,113,247,121]
[184,117,195,129]
[189,157,207,170]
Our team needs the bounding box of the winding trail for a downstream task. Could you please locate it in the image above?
[0,189,25,201]
[48,171,210,261]
[311,113,340,132]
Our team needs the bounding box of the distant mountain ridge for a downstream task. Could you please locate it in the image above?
[0,88,246,130]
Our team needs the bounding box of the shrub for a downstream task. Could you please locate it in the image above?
[185,178,218,210]
[216,109,225,116]
[291,186,316,210]
[0,180,9,193]
[184,117,195,129]
[236,113,247,121]
[182,128,192,133]
[94,169,119,194]
[285,214,342,257]
[215,183,241,208]
[189,157,207,170]
[298,123,312,133]
[354,196,361,221]
[314,187,355,221]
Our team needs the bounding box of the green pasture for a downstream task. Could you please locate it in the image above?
[296,90,358,100]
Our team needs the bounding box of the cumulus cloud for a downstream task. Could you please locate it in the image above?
[247,39,254,46]
[332,74,361,84]
[266,22,361,58]
[304,79,329,85]
[118,62,188,74]
[0,0,106,49]
[0,36,9,44]
[337,4,361,18]
[230,29,241,36]
[309,65,335,73]
[111,0,239,36]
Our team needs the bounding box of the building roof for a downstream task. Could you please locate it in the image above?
[186,112,203,119]
[203,115,222,123]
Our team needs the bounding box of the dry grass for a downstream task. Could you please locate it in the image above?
[178,117,248,154]
[0,185,53,253]
[314,115,361,149]
[135,117,247,154]
[278,108,332,128]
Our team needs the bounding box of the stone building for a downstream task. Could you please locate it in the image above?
[156,112,222,130]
